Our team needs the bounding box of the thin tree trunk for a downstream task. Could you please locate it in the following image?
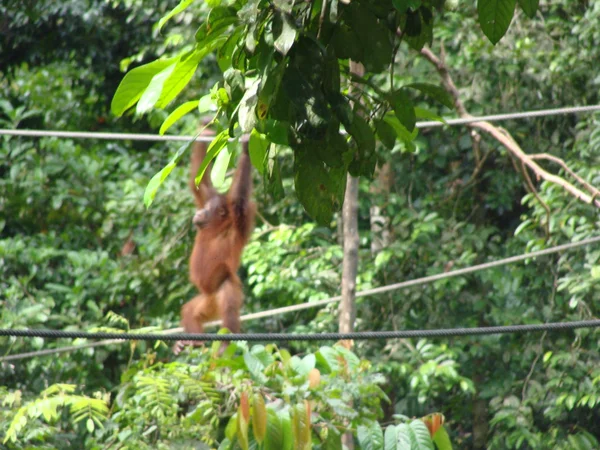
[340,175,359,336]
[339,59,365,450]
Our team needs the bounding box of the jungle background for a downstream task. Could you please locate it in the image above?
[1,0,600,448]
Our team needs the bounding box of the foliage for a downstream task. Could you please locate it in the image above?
[1,343,452,449]
[110,0,544,223]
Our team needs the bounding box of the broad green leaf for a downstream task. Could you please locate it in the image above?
[294,153,346,225]
[347,114,376,177]
[159,100,199,135]
[384,425,398,450]
[315,346,341,373]
[243,350,268,382]
[403,7,433,51]
[211,141,234,189]
[405,83,454,110]
[357,420,384,450]
[264,408,283,450]
[226,414,238,441]
[156,0,193,32]
[591,266,600,279]
[136,63,177,114]
[198,93,215,113]
[383,113,417,152]
[375,119,396,150]
[249,130,269,174]
[155,49,206,109]
[432,426,453,450]
[111,57,177,116]
[144,136,197,208]
[389,89,416,131]
[274,13,297,56]
[409,420,435,450]
[279,410,293,450]
[346,3,393,73]
[195,130,230,186]
[239,79,260,132]
[518,0,538,18]
[252,394,267,444]
[396,424,412,448]
[415,107,447,124]
[477,0,517,45]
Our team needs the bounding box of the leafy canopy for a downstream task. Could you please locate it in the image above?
[111,0,538,223]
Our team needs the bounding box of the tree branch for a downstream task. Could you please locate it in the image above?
[419,47,600,209]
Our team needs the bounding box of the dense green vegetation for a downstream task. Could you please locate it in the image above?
[1,0,600,448]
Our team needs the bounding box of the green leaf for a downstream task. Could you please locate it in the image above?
[279,409,293,450]
[198,93,215,113]
[405,83,454,110]
[415,107,447,123]
[432,426,453,450]
[375,119,396,149]
[403,7,433,51]
[144,137,197,208]
[477,0,517,45]
[389,89,416,131]
[591,266,600,279]
[156,0,193,32]
[137,63,177,114]
[274,13,297,56]
[357,420,384,450]
[111,57,177,117]
[264,408,283,450]
[384,425,398,450]
[294,153,346,225]
[194,130,230,187]
[156,48,213,109]
[211,141,234,189]
[347,114,376,177]
[383,113,417,152]
[253,394,267,444]
[409,420,435,450]
[249,129,269,174]
[86,418,95,433]
[346,3,393,73]
[517,0,538,18]
[396,424,412,448]
[239,79,260,132]
[159,100,199,135]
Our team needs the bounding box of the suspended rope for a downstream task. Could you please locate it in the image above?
[0,105,598,142]
[1,236,599,363]
[1,319,599,344]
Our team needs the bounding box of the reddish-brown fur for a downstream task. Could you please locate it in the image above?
[174,128,255,354]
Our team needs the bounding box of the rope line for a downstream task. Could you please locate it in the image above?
[2,236,599,363]
[1,105,598,142]
[1,320,599,344]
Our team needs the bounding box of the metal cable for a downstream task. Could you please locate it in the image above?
[1,320,599,345]
[1,236,599,363]
[1,105,598,142]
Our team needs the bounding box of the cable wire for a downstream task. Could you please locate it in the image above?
[1,319,599,345]
[2,236,599,363]
[1,105,598,142]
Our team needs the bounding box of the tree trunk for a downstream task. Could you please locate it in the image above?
[339,59,365,450]
[369,162,393,254]
[339,175,359,336]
